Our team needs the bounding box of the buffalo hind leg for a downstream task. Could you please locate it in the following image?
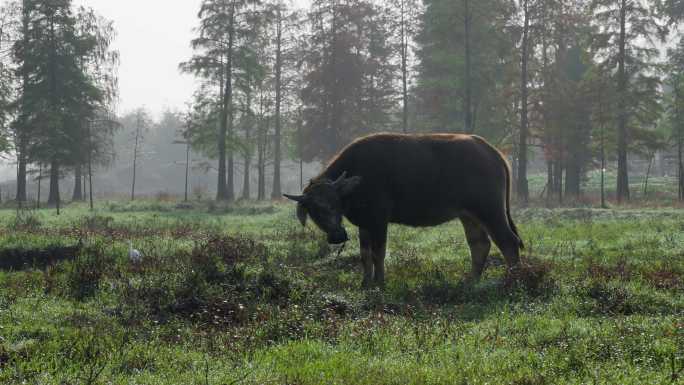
[359,229,374,288]
[474,210,521,271]
[460,216,491,279]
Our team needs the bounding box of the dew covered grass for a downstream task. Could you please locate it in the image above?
[0,200,682,384]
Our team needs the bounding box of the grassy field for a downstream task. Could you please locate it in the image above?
[0,200,683,384]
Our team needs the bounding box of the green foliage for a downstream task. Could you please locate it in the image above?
[0,203,683,383]
[414,0,516,137]
[300,0,398,161]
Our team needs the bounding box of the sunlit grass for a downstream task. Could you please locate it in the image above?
[0,198,682,384]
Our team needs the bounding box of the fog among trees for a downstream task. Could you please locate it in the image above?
[0,0,683,206]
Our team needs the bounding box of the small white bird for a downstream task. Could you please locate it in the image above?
[128,240,142,263]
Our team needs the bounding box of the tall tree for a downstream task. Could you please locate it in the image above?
[71,7,119,202]
[13,0,116,210]
[517,0,531,203]
[388,0,420,133]
[183,0,260,201]
[129,109,150,201]
[301,0,397,161]
[667,36,684,201]
[271,1,285,199]
[415,0,517,136]
[591,0,666,202]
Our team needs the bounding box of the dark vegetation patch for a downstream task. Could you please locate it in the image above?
[502,257,556,297]
[576,279,676,316]
[644,268,684,290]
[585,257,634,282]
[0,241,82,271]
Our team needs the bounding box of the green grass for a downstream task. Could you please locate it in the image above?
[0,200,683,384]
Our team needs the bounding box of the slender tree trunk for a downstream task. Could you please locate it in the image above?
[679,134,683,201]
[226,0,237,202]
[298,106,304,190]
[258,94,267,201]
[616,0,630,202]
[272,7,283,200]
[47,159,60,212]
[16,149,27,203]
[517,0,530,203]
[554,133,564,205]
[72,165,83,201]
[242,155,251,200]
[36,164,42,209]
[546,159,554,203]
[401,0,409,133]
[131,114,141,201]
[217,51,228,201]
[15,2,29,204]
[257,130,266,200]
[600,121,606,208]
[679,116,683,202]
[676,79,683,202]
[464,0,473,134]
[643,152,654,198]
[87,123,94,210]
[185,142,190,202]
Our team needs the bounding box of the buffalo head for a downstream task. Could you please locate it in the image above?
[284,172,361,245]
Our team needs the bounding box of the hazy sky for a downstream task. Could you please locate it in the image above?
[74,0,204,117]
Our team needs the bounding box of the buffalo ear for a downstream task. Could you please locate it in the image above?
[336,175,362,197]
[296,203,308,227]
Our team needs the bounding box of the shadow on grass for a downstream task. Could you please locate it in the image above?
[0,241,82,271]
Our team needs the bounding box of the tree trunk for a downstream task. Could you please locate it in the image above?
[298,106,304,190]
[225,0,237,202]
[131,114,141,201]
[517,0,530,203]
[565,155,581,199]
[242,155,251,200]
[47,159,60,210]
[600,122,606,208]
[643,153,654,198]
[37,164,42,209]
[554,139,563,205]
[15,2,29,204]
[72,165,83,201]
[217,51,228,201]
[616,0,630,202]
[401,0,409,133]
[676,79,683,202]
[271,7,283,200]
[463,0,473,134]
[257,110,267,201]
[185,142,190,202]
[16,150,27,203]
[546,159,554,204]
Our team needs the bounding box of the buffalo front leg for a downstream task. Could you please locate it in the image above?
[359,229,374,288]
[371,225,388,287]
[461,216,492,280]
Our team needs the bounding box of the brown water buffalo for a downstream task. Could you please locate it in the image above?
[285,133,524,287]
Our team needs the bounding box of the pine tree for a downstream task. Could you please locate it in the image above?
[301,0,397,161]
[666,36,684,201]
[14,0,115,212]
[590,0,666,202]
[182,0,261,201]
[414,0,517,136]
